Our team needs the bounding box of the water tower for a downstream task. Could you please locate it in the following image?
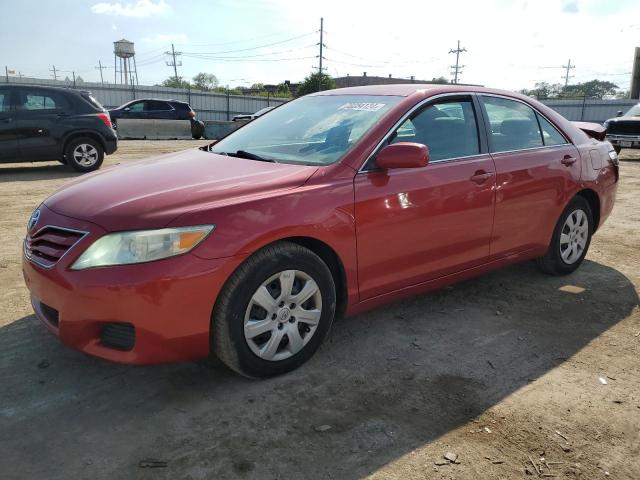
[113,39,138,86]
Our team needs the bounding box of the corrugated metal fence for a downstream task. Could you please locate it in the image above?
[540,98,637,124]
[5,76,638,124]
[6,77,289,121]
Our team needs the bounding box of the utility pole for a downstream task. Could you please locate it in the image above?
[5,66,8,83]
[312,18,327,92]
[72,71,76,88]
[562,58,575,87]
[49,65,58,81]
[165,43,182,82]
[95,60,106,84]
[449,40,466,84]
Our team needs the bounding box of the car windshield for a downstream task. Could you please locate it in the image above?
[211,95,402,165]
[626,104,640,116]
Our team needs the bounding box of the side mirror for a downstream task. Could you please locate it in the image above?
[124,107,131,112]
[616,110,623,117]
[376,142,429,170]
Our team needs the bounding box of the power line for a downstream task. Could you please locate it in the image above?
[180,55,316,63]
[326,47,440,67]
[180,44,316,60]
[181,32,316,56]
[182,31,310,48]
[449,40,466,84]
[562,58,575,86]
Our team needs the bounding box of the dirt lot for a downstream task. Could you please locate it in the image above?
[1,141,639,480]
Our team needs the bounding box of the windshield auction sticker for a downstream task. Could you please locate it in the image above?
[338,102,386,112]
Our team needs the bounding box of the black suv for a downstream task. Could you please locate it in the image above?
[108,99,205,139]
[0,84,117,172]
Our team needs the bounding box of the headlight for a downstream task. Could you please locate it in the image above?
[603,120,610,129]
[71,225,214,270]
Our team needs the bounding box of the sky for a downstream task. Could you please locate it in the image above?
[0,0,638,91]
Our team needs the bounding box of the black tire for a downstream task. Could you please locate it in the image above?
[191,121,204,140]
[614,146,622,155]
[536,196,593,276]
[65,137,104,172]
[212,241,336,378]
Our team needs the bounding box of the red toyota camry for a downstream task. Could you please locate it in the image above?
[22,85,618,377]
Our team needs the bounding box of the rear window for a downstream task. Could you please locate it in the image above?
[83,93,104,110]
[173,102,192,111]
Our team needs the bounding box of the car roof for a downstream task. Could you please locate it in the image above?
[311,83,520,98]
[127,98,189,104]
[5,83,88,96]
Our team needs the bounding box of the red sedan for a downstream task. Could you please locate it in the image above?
[22,85,618,377]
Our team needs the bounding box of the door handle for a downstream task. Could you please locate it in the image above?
[561,155,577,166]
[470,170,494,184]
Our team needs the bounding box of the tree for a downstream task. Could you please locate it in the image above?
[192,72,219,91]
[430,76,449,84]
[522,79,620,99]
[275,82,291,96]
[296,72,336,97]
[520,82,563,99]
[161,76,191,89]
[562,79,619,99]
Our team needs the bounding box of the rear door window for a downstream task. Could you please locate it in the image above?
[19,89,68,112]
[146,100,172,111]
[480,96,543,152]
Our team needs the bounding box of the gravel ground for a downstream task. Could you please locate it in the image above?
[0,141,639,480]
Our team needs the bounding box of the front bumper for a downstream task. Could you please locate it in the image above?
[22,205,245,364]
[606,134,640,149]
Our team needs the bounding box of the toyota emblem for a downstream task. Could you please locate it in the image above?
[28,209,41,232]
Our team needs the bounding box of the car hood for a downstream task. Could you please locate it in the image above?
[606,116,640,123]
[45,149,318,231]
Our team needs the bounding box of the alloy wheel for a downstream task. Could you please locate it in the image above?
[72,144,99,167]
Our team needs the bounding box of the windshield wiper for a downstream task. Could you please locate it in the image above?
[213,150,277,163]
[235,150,277,162]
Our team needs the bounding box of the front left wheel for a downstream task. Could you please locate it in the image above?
[212,242,336,378]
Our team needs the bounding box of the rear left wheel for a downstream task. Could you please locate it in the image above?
[536,196,593,275]
[65,137,104,172]
[212,242,336,378]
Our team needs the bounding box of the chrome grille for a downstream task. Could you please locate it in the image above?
[25,226,87,268]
